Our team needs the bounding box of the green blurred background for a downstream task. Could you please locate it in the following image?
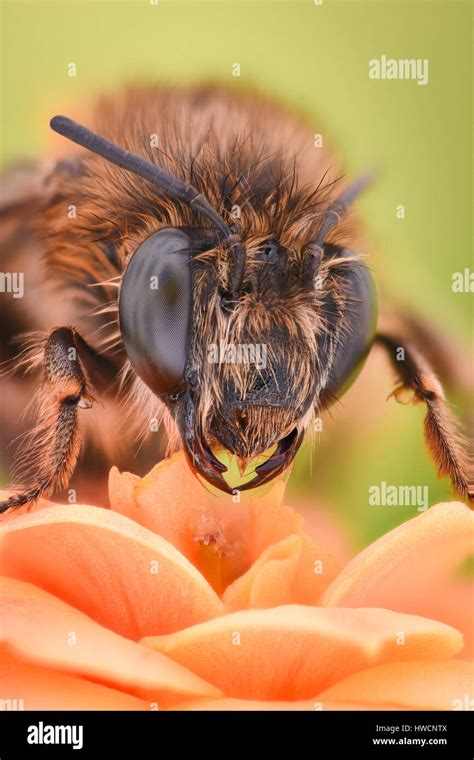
[1,0,472,548]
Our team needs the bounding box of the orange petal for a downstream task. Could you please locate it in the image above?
[110,452,286,523]
[107,469,140,516]
[433,583,474,660]
[108,457,206,559]
[0,577,222,705]
[316,660,474,710]
[0,505,223,639]
[170,697,402,710]
[223,534,339,610]
[0,650,150,710]
[238,489,342,603]
[292,500,354,566]
[109,453,288,592]
[291,535,341,604]
[321,502,474,656]
[142,605,462,700]
[170,697,317,710]
[246,492,343,578]
[223,536,303,610]
[248,500,303,562]
[110,453,251,556]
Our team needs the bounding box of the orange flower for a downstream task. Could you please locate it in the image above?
[0,452,472,710]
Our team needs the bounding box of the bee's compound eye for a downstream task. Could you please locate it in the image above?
[321,251,378,403]
[119,228,193,398]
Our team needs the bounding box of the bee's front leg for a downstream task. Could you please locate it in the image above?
[0,326,99,513]
[375,332,472,503]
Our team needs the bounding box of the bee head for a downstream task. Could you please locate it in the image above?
[118,226,377,494]
[50,114,377,494]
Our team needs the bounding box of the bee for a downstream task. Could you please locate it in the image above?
[0,86,471,512]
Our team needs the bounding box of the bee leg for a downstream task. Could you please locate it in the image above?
[375,332,473,503]
[378,310,473,395]
[0,326,98,513]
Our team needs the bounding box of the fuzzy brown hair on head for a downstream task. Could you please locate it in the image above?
[38,84,367,463]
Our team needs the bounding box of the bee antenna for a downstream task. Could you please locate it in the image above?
[49,115,231,237]
[314,173,374,247]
